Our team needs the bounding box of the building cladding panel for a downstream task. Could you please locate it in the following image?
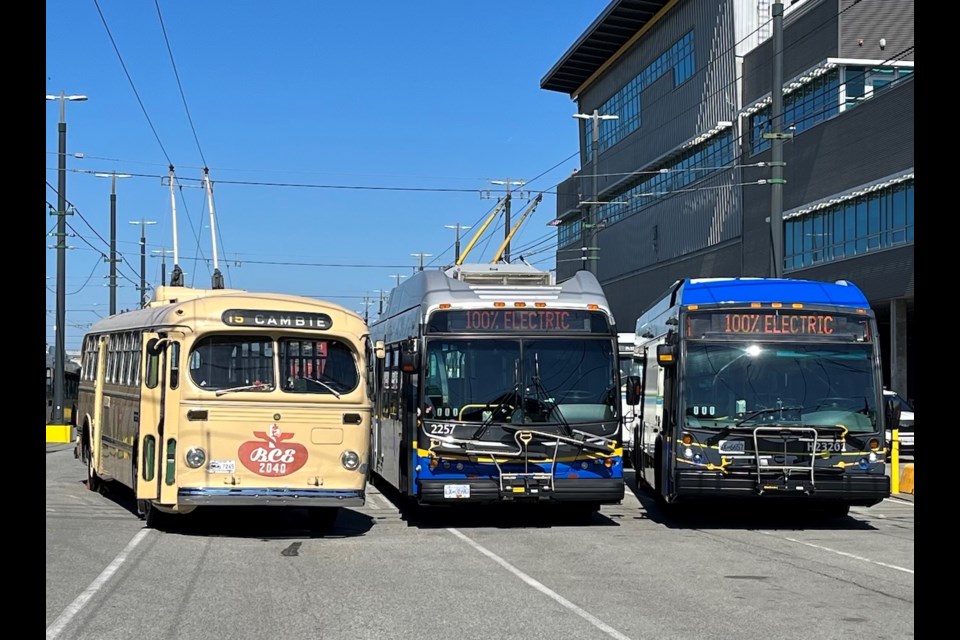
[602,242,744,329]
[739,77,914,276]
[788,245,914,303]
[596,170,742,282]
[837,0,915,60]
[577,0,740,201]
[742,0,839,104]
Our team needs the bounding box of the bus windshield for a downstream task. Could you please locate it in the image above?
[423,338,618,424]
[682,342,878,432]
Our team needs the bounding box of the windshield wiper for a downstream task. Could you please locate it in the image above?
[734,405,803,426]
[215,383,275,397]
[474,364,521,440]
[527,353,574,437]
[297,376,342,398]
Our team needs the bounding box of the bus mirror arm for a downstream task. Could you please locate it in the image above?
[146,337,171,356]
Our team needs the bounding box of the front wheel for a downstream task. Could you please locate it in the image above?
[85,440,101,493]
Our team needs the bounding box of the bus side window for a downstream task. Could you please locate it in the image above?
[145,339,161,389]
[169,342,180,389]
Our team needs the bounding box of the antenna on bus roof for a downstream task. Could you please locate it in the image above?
[203,167,225,290]
[167,164,184,287]
[491,193,542,264]
[457,197,507,266]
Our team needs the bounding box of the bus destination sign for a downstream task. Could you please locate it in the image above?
[428,309,609,334]
[688,311,869,340]
[222,309,333,330]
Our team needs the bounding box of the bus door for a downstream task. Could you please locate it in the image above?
[136,334,181,505]
[91,336,109,475]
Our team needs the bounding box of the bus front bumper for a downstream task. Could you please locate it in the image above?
[417,478,624,505]
[178,488,365,507]
[674,471,889,506]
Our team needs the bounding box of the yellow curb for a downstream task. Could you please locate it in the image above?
[898,463,914,495]
[46,424,72,444]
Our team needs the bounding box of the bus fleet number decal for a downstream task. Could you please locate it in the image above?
[238,425,308,477]
[427,423,455,435]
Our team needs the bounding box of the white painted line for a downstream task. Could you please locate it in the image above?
[757,530,913,574]
[46,528,152,640]
[884,497,914,506]
[447,528,634,640]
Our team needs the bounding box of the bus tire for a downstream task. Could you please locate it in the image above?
[85,440,101,493]
[308,507,340,531]
[144,502,167,530]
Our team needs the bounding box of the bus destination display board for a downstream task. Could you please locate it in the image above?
[222,309,332,330]
[687,311,870,340]
[428,309,609,334]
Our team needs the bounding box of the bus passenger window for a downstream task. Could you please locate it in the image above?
[169,342,180,390]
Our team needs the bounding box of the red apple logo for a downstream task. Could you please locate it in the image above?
[238,424,308,476]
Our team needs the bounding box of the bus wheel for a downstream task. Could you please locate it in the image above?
[308,507,340,531]
[143,502,168,530]
[85,442,101,493]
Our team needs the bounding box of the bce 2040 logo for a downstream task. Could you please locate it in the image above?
[238,424,308,477]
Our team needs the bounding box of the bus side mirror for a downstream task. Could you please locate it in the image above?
[656,344,677,367]
[400,341,419,372]
[146,338,164,357]
[374,340,385,360]
[625,375,642,405]
[885,397,902,432]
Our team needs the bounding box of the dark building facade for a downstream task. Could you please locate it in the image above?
[541,0,914,401]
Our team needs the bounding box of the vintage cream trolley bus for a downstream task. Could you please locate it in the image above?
[75,285,375,529]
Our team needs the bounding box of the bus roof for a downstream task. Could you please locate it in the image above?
[85,286,364,335]
[377,263,612,321]
[679,278,869,307]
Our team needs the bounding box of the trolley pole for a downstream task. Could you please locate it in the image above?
[46,91,87,429]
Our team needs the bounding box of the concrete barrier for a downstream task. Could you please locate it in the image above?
[46,423,72,444]
[898,463,914,495]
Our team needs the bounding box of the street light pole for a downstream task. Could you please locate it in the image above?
[444,224,472,263]
[46,91,87,427]
[152,248,174,286]
[96,172,132,315]
[388,274,407,288]
[129,219,157,307]
[573,109,618,275]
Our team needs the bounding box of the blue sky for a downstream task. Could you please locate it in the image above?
[46,0,609,351]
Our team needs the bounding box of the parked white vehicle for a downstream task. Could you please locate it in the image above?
[884,389,914,456]
[618,333,641,464]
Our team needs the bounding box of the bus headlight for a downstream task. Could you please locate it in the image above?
[185,447,206,469]
[341,450,361,470]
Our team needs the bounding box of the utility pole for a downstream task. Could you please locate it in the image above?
[95,171,132,315]
[46,91,87,428]
[129,219,157,307]
[487,179,526,263]
[766,1,790,278]
[573,110,618,276]
[444,223,472,264]
[388,274,406,288]
[411,253,432,271]
[152,248,174,286]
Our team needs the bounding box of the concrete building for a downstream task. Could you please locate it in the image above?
[541,0,914,401]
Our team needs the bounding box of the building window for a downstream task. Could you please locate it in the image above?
[749,65,912,155]
[784,179,914,271]
[585,30,696,163]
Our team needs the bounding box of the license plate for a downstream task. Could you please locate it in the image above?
[900,435,914,446]
[443,484,470,499]
[805,441,843,452]
[208,460,236,474]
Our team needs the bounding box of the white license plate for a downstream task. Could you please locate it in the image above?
[208,460,236,474]
[443,484,470,499]
[900,435,914,446]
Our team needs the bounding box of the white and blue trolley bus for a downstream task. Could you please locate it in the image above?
[626,277,899,516]
[368,263,625,514]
